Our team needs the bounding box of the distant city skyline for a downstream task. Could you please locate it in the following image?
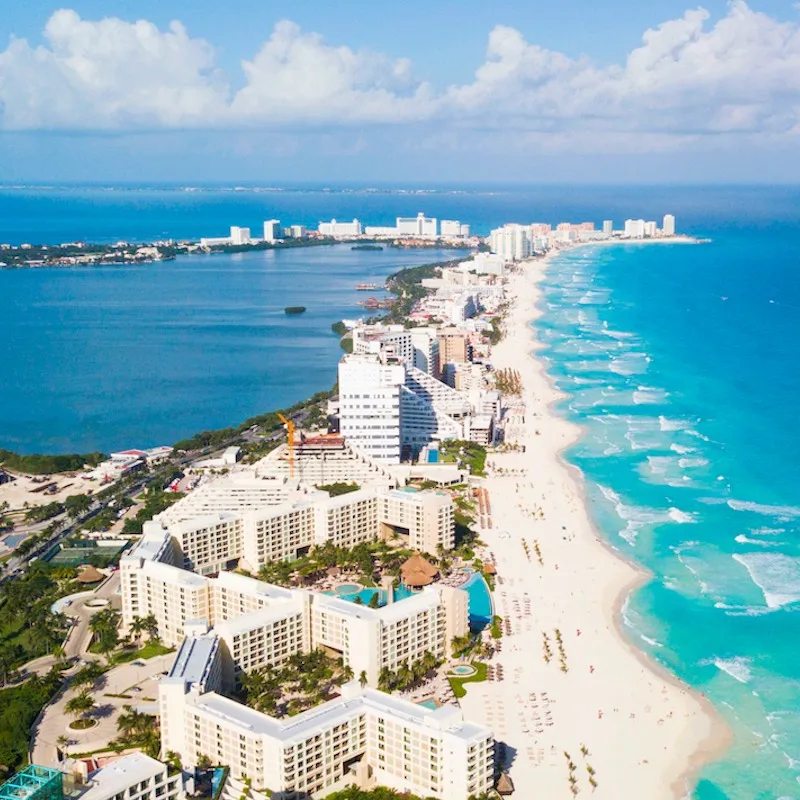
[1,1,799,183]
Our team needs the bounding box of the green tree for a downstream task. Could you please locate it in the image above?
[65,691,94,723]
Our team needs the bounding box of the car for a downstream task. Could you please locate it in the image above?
[131,686,142,692]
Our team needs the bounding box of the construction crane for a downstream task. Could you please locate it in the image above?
[277,413,295,479]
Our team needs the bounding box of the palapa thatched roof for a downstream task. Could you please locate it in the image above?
[400,552,438,587]
[483,563,497,575]
[497,772,515,795]
[76,564,104,584]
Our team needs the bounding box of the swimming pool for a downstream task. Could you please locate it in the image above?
[417,699,438,710]
[462,572,493,631]
[325,585,417,607]
[333,583,362,595]
[450,664,477,677]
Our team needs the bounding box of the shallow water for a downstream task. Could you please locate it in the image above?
[537,224,800,797]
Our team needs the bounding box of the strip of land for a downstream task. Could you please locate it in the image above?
[458,254,730,798]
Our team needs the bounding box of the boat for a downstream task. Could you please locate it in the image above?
[355,283,379,291]
[351,244,384,251]
[284,306,307,315]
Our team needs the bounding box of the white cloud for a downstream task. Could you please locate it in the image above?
[0,9,228,129]
[229,20,435,124]
[446,1,800,138]
[1,2,799,149]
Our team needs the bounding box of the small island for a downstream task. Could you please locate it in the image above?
[351,244,384,251]
[284,306,307,315]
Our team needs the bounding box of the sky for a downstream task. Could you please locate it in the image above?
[0,0,799,184]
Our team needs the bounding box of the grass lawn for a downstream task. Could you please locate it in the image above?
[448,661,488,699]
[103,640,174,666]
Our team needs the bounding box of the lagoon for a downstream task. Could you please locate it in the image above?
[0,244,459,454]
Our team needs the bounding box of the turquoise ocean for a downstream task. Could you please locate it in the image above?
[2,184,800,795]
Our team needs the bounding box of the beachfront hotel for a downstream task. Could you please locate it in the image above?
[337,352,496,464]
[160,670,493,800]
[122,526,467,680]
[131,482,454,580]
[119,525,490,798]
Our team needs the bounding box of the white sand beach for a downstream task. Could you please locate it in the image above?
[460,256,730,798]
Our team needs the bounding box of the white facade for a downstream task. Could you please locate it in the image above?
[624,219,646,238]
[160,681,492,800]
[490,224,531,261]
[338,355,404,463]
[603,220,613,235]
[199,236,231,248]
[319,219,363,237]
[289,224,307,238]
[263,220,281,242]
[644,220,658,237]
[230,227,251,245]
[396,213,437,237]
[380,489,455,553]
[663,214,676,236]
[76,754,183,800]
[440,220,470,238]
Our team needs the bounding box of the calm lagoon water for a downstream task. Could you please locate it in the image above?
[0,243,458,453]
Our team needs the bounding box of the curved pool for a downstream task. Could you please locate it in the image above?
[462,572,493,631]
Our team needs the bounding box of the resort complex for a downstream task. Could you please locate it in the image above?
[1,208,713,800]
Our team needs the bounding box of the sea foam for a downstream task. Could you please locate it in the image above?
[732,553,800,609]
[713,656,753,684]
[727,500,800,519]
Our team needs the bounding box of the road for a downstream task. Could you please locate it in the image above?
[20,573,121,679]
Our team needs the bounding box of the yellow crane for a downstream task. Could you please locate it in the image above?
[277,413,295,479]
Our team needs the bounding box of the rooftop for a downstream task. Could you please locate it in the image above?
[192,683,490,744]
[79,754,167,800]
[168,633,218,687]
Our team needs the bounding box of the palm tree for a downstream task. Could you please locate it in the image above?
[56,734,69,751]
[359,670,368,689]
[65,691,94,725]
[128,616,146,643]
[341,664,354,683]
[141,614,160,642]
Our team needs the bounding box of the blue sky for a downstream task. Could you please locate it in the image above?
[1,1,799,183]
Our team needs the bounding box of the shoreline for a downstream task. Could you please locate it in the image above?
[461,249,730,798]
[535,245,733,795]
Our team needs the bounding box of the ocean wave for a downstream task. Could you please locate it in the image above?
[732,553,800,609]
[712,656,753,684]
[639,456,693,487]
[713,602,776,617]
[670,443,695,455]
[734,534,781,547]
[633,386,669,405]
[678,457,709,469]
[601,328,635,340]
[609,353,650,376]
[727,500,800,519]
[597,484,695,544]
[659,415,695,432]
[578,290,610,305]
[639,633,664,648]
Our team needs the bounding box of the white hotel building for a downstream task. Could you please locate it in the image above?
[318,219,363,237]
[338,353,485,464]
[160,674,492,800]
[120,527,490,797]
